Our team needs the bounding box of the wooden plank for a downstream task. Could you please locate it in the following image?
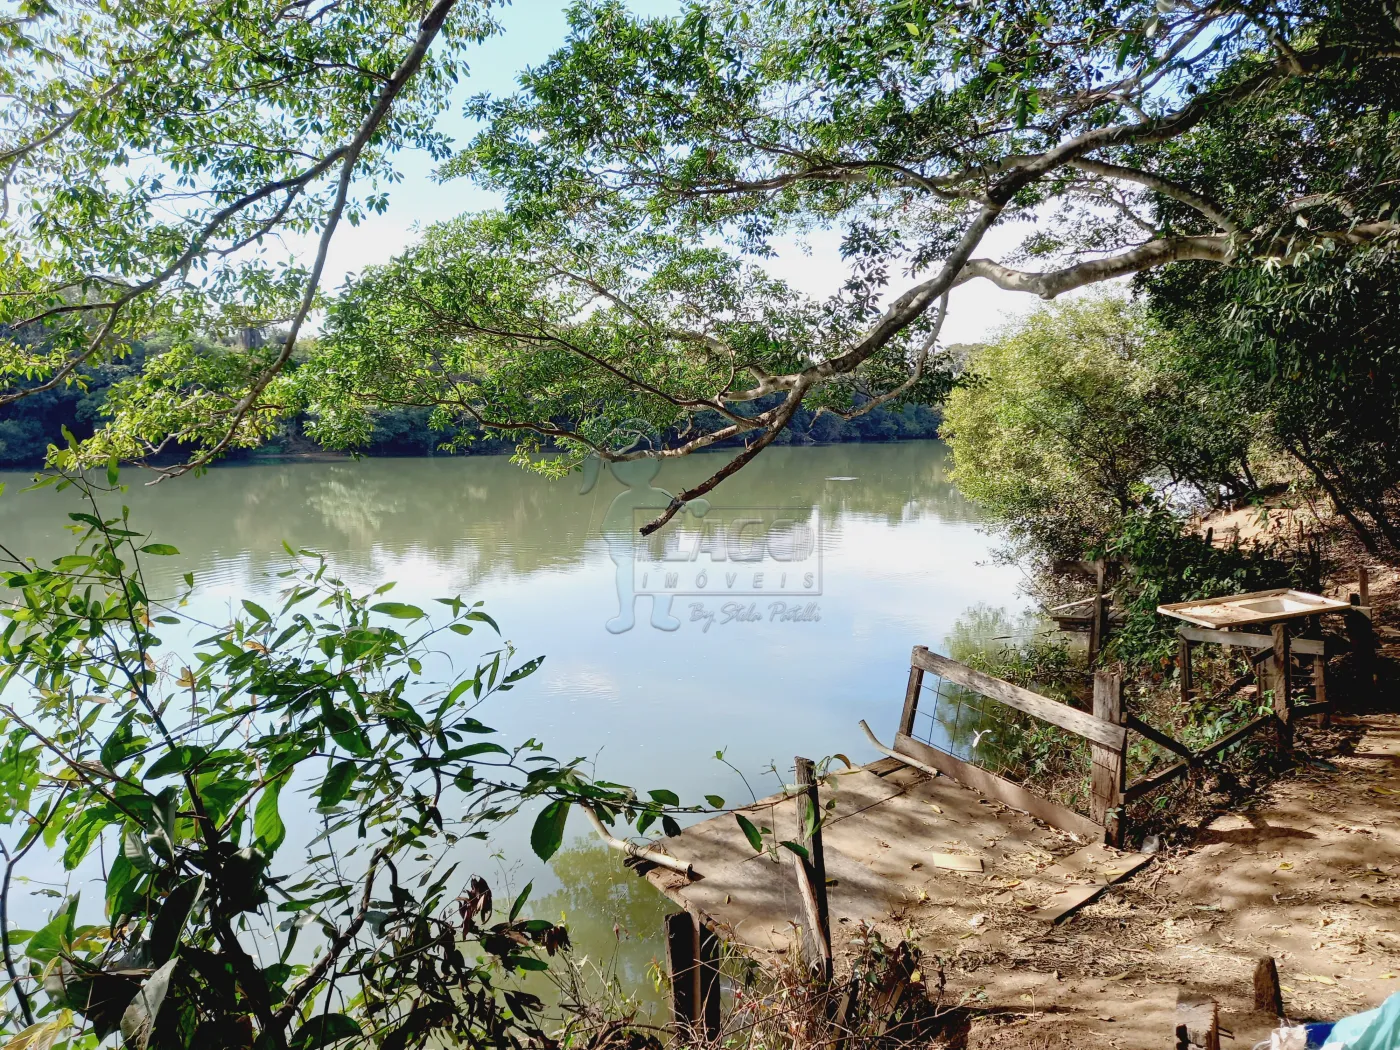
[1176,625,1326,656]
[791,851,831,974]
[1090,670,1126,846]
[929,852,984,872]
[893,733,1104,841]
[1179,635,1193,702]
[1025,845,1154,923]
[1198,714,1273,761]
[1126,715,1194,761]
[911,649,1127,749]
[898,655,925,738]
[1123,759,1189,803]
[1088,559,1107,662]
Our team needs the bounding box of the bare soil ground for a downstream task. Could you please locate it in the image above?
[936,711,1399,1049]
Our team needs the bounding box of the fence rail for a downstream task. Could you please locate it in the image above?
[897,646,1126,844]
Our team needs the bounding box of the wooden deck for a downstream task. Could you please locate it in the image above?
[643,757,1151,967]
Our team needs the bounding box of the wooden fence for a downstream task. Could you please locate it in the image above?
[893,630,1342,847]
[896,647,1126,843]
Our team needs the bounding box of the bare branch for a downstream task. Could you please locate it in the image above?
[637,389,806,535]
[1069,158,1240,232]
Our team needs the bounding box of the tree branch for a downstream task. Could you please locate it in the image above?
[1068,158,1240,232]
[637,390,805,535]
[154,0,461,478]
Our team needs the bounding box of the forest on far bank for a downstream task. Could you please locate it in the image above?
[0,330,952,467]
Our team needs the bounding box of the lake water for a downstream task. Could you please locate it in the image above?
[0,442,1030,1005]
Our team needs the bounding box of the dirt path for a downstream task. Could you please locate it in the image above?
[944,714,1400,1049]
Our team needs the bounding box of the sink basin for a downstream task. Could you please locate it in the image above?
[1236,596,1327,615]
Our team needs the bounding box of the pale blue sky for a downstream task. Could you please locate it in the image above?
[315,0,1035,345]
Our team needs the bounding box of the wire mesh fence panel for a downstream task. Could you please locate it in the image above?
[911,672,1094,816]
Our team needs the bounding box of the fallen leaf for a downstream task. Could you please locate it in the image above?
[1279,862,1294,870]
[1296,974,1337,985]
[1098,1014,1115,1022]
[968,913,987,928]
[1378,973,1396,979]
[926,802,944,814]
[1105,971,1132,982]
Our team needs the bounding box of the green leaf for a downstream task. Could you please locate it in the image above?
[704,795,725,809]
[106,459,120,487]
[120,958,176,1050]
[647,788,679,807]
[241,599,271,622]
[290,1015,362,1050]
[138,543,178,556]
[122,830,155,873]
[148,876,204,967]
[370,602,425,620]
[26,895,78,963]
[735,813,763,853]
[254,775,287,852]
[144,745,207,780]
[780,840,809,861]
[509,881,532,922]
[530,800,570,861]
[318,761,358,807]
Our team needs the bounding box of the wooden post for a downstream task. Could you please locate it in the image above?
[1090,670,1127,847]
[1175,992,1221,1050]
[1178,633,1194,703]
[665,911,699,1032]
[697,922,721,1040]
[1088,559,1107,663]
[898,652,926,738]
[793,756,832,981]
[1359,563,1370,607]
[1253,956,1284,1018]
[1347,596,1377,692]
[666,911,720,1038]
[1270,623,1293,753]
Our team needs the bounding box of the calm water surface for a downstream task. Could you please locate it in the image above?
[0,442,1029,1005]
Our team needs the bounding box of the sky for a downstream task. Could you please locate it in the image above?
[311,0,1039,347]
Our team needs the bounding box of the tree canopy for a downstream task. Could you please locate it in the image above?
[4,0,1399,529]
[941,294,1255,558]
[0,0,496,466]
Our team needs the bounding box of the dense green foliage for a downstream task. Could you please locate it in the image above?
[1104,503,1299,666]
[0,467,695,1049]
[6,0,1396,512]
[1147,243,1400,554]
[0,0,498,470]
[942,296,1254,558]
